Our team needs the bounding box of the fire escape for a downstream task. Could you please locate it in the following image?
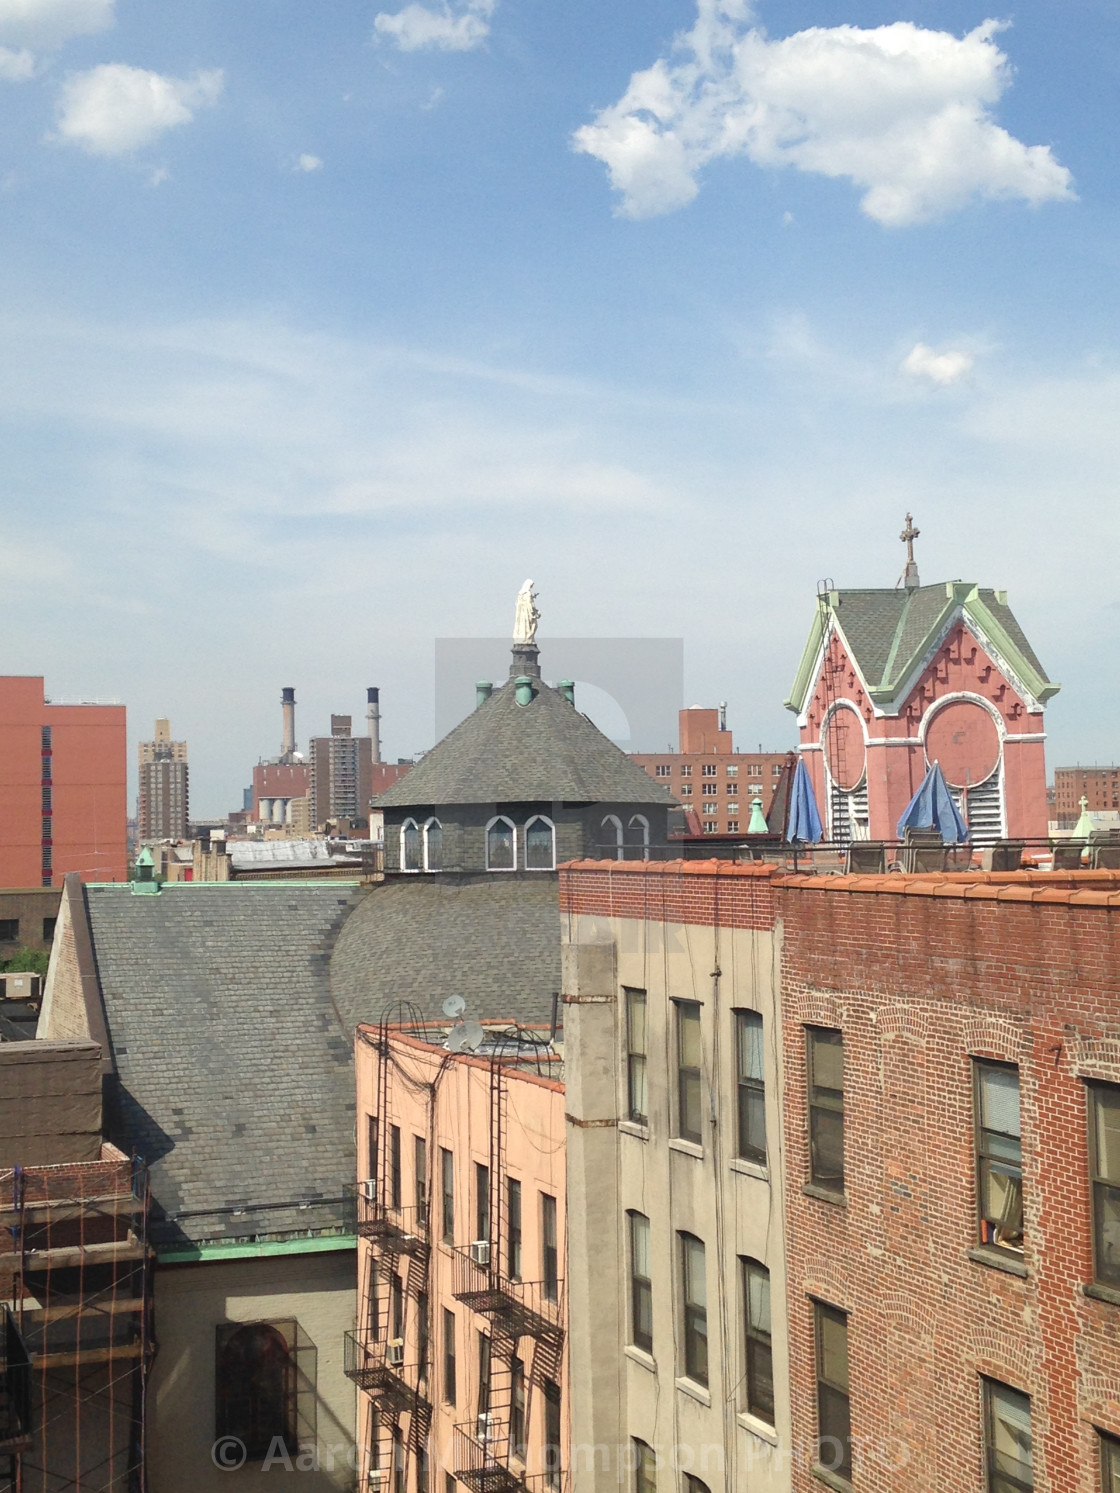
[344,1013,433,1490]
[451,1054,565,1493]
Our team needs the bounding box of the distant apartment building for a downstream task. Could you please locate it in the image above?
[630,706,788,834]
[560,855,1120,1493]
[0,675,127,887]
[311,716,375,832]
[137,717,189,841]
[1053,765,1120,825]
[351,1023,567,1493]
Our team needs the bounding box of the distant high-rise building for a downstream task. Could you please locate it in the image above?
[310,715,373,831]
[137,719,189,842]
[0,675,127,887]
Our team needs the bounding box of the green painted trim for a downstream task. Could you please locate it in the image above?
[784,607,826,714]
[157,1233,358,1264]
[966,595,1060,704]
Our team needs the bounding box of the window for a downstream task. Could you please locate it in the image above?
[42,917,56,941]
[773,764,783,777]
[742,1259,774,1424]
[736,1011,766,1164]
[442,1310,456,1406]
[391,1423,404,1493]
[680,784,692,797]
[975,1061,1023,1253]
[814,1303,851,1484]
[414,1135,427,1219]
[507,1177,522,1279]
[542,1193,558,1301]
[509,1355,526,1461]
[0,920,19,942]
[702,786,718,801]
[445,1476,456,1493]
[703,823,718,835]
[676,1001,703,1145]
[727,764,739,778]
[633,1440,656,1493]
[401,819,422,872]
[441,1148,455,1245]
[418,1449,429,1493]
[390,1125,401,1209]
[215,1321,298,1459]
[477,1332,491,1419]
[628,1211,653,1352]
[544,1378,562,1489]
[601,814,624,860]
[1088,1082,1120,1285]
[806,1028,844,1194]
[702,764,717,777]
[524,816,556,871]
[486,816,516,871]
[423,818,443,872]
[626,815,650,859]
[475,1163,490,1244]
[417,1290,429,1380]
[680,1233,707,1385]
[984,1379,1032,1493]
[626,988,648,1124]
[727,821,739,833]
[749,764,763,777]
[680,764,692,777]
[390,1273,404,1343]
[655,764,671,777]
[1100,1429,1120,1492]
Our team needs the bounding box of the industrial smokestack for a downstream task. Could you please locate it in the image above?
[367,687,381,764]
[281,687,296,760]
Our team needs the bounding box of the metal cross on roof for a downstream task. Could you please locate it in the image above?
[900,512,921,590]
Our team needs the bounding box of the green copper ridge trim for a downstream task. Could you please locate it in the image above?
[784,606,826,715]
[157,1233,358,1264]
[965,592,1060,704]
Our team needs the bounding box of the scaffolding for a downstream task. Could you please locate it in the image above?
[0,1148,152,1493]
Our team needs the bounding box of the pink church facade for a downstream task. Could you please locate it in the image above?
[785,581,1058,844]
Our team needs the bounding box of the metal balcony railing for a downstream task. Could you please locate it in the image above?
[452,1426,567,1493]
[344,1188,428,1255]
[342,1331,428,1413]
[0,1307,32,1453]
[450,1248,563,1344]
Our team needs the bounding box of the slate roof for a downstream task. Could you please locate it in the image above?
[84,882,363,1249]
[374,673,676,809]
[329,874,562,1030]
[786,583,1057,714]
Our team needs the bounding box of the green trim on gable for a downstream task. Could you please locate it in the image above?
[784,607,826,714]
[965,593,1060,704]
[156,1233,358,1265]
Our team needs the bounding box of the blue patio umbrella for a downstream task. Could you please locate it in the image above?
[787,757,823,843]
[896,760,969,843]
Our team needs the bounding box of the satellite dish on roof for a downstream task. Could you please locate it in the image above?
[446,1019,485,1054]
[442,994,467,1019]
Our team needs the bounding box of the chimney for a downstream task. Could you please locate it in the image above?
[367,687,382,764]
[718,701,727,733]
[476,681,493,707]
[281,687,296,760]
[557,680,575,706]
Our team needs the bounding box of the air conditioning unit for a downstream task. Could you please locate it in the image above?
[360,1179,377,1202]
[477,1411,498,1444]
[386,1340,404,1367]
[367,1472,384,1489]
[470,1240,490,1267]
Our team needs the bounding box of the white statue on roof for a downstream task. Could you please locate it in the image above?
[513,579,540,646]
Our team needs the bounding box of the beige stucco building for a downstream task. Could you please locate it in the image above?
[560,861,791,1493]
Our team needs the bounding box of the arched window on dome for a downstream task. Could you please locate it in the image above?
[423,818,443,872]
[215,1321,297,1459]
[524,815,556,871]
[401,819,422,872]
[486,816,516,871]
[626,814,650,861]
[601,814,623,862]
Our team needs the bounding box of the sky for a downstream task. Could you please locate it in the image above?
[0,0,1117,813]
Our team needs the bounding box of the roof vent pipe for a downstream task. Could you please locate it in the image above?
[719,701,727,733]
[557,680,575,706]
[514,675,534,707]
[476,681,493,707]
[281,686,296,760]
[367,687,381,764]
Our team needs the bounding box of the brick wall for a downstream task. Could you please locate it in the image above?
[558,858,778,930]
[777,876,1120,1492]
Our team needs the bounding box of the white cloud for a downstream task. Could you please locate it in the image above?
[0,43,32,78]
[373,0,494,52]
[0,0,112,49]
[294,153,322,173]
[54,64,223,156]
[574,4,1074,225]
[901,342,974,385]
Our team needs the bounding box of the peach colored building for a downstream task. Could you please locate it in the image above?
[785,580,1057,845]
[351,1024,568,1492]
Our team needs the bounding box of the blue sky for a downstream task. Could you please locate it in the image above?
[0,0,1117,812]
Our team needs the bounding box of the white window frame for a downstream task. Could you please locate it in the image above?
[422,817,443,872]
[523,815,556,872]
[485,815,517,872]
[601,814,623,861]
[400,818,422,873]
[627,814,650,861]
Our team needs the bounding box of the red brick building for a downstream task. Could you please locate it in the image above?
[786,578,1057,844]
[0,676,127,887]
[559,856,1120,1493]
[1053,766,1120,826]
[631,706,789,834]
